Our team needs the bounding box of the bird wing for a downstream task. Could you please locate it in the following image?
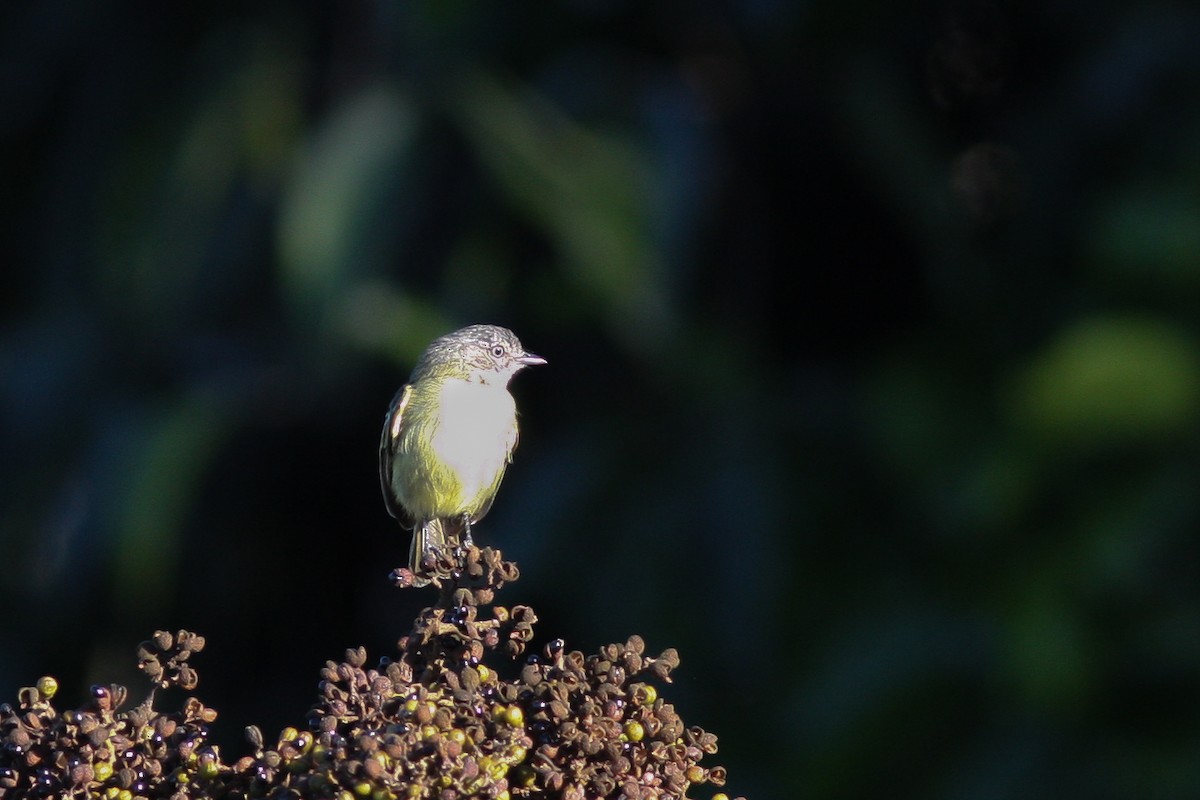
[379,383,415,526]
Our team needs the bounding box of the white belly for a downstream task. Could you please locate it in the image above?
[431,378,517,499]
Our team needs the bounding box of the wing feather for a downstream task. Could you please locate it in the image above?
[379,383,415,526]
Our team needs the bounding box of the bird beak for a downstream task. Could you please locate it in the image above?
[519,352,547,367]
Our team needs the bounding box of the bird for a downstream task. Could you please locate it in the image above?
[379,324,545,585]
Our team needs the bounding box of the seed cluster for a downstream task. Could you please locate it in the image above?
[0,547,743,800]
[0,630,219,799]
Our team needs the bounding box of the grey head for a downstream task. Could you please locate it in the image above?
[411,324,546,386]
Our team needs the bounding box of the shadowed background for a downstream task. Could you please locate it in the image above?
[4,1,1200,797]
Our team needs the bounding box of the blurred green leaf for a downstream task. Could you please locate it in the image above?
[1001,569,1093,710]
[452,73,675,350]
[111,390,234,620]
[331,278,447,364]
[278,85,419,314]
[1089,183,1200,288]
[95,31,302,331]
[1008,316,1200,448]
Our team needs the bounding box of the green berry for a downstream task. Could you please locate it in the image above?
[36,676,58,700]
[512,765,537,788]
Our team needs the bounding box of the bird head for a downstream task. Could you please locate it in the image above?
[414,324,546,386]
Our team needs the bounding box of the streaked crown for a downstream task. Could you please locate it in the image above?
[411,324,546,385]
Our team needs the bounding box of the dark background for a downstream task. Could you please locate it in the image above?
[4,2,1200,797]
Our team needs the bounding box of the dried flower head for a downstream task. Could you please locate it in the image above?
[0,548,743,800]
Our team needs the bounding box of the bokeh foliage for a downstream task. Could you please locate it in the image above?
[4,1,1200,797]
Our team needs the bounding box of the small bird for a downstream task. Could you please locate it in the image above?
[379,324,546,585]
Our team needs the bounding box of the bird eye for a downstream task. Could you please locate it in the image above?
[491,344,505,358]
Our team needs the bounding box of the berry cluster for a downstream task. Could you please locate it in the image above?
[0,630,219,799]
[0,547,743,799]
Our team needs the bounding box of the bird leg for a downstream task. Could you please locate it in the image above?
[460,514,474,550]
[407,520,447,587]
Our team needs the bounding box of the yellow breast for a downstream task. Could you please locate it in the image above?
[414,378,516,515]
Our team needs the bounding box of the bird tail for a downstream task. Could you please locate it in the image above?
[409,517,469,586]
